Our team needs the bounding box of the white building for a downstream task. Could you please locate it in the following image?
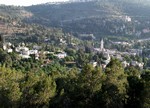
[125,16,132,22]
[122,61,130,68]
[55,52,67,59]
[15,46,29,53]
[29,50,38,55]
[19,54,31,59]
[90,61,97,67]
[33,45,42,50]
[3,42,12,51]
[15,46,31,59]
[7,49,13,53]
[131,61,144,69]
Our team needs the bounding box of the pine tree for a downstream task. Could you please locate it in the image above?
[142,70,150,108]
[102,58,128,108]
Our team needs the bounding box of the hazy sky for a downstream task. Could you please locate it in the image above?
[0,0,69,6]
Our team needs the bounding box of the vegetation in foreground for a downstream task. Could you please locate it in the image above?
[0,57,149,108]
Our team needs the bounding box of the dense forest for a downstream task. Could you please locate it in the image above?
[0,52,150,108]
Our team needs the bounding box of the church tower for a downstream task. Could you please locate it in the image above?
[100,38,104,51]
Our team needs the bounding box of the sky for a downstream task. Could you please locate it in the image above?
[0,0,69,6]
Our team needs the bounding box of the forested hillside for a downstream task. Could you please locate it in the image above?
[0,5,78,45]
[0,5,32,19]
[24,0,150,38]
[2,0,150,39]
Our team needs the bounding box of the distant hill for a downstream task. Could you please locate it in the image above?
[24,0,150,38]
[0,5,32,19]
[25,1,123,25]
[0,5,72,44]
[0,5,33,35]
[25,0,150,22]
[1,0,150,40]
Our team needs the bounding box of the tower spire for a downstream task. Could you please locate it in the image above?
[100,38,104,51]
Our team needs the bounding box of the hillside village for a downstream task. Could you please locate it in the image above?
[1,34,145,69]
[0,1,150,108]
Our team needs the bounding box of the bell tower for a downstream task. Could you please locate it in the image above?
[100,38,104,51]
